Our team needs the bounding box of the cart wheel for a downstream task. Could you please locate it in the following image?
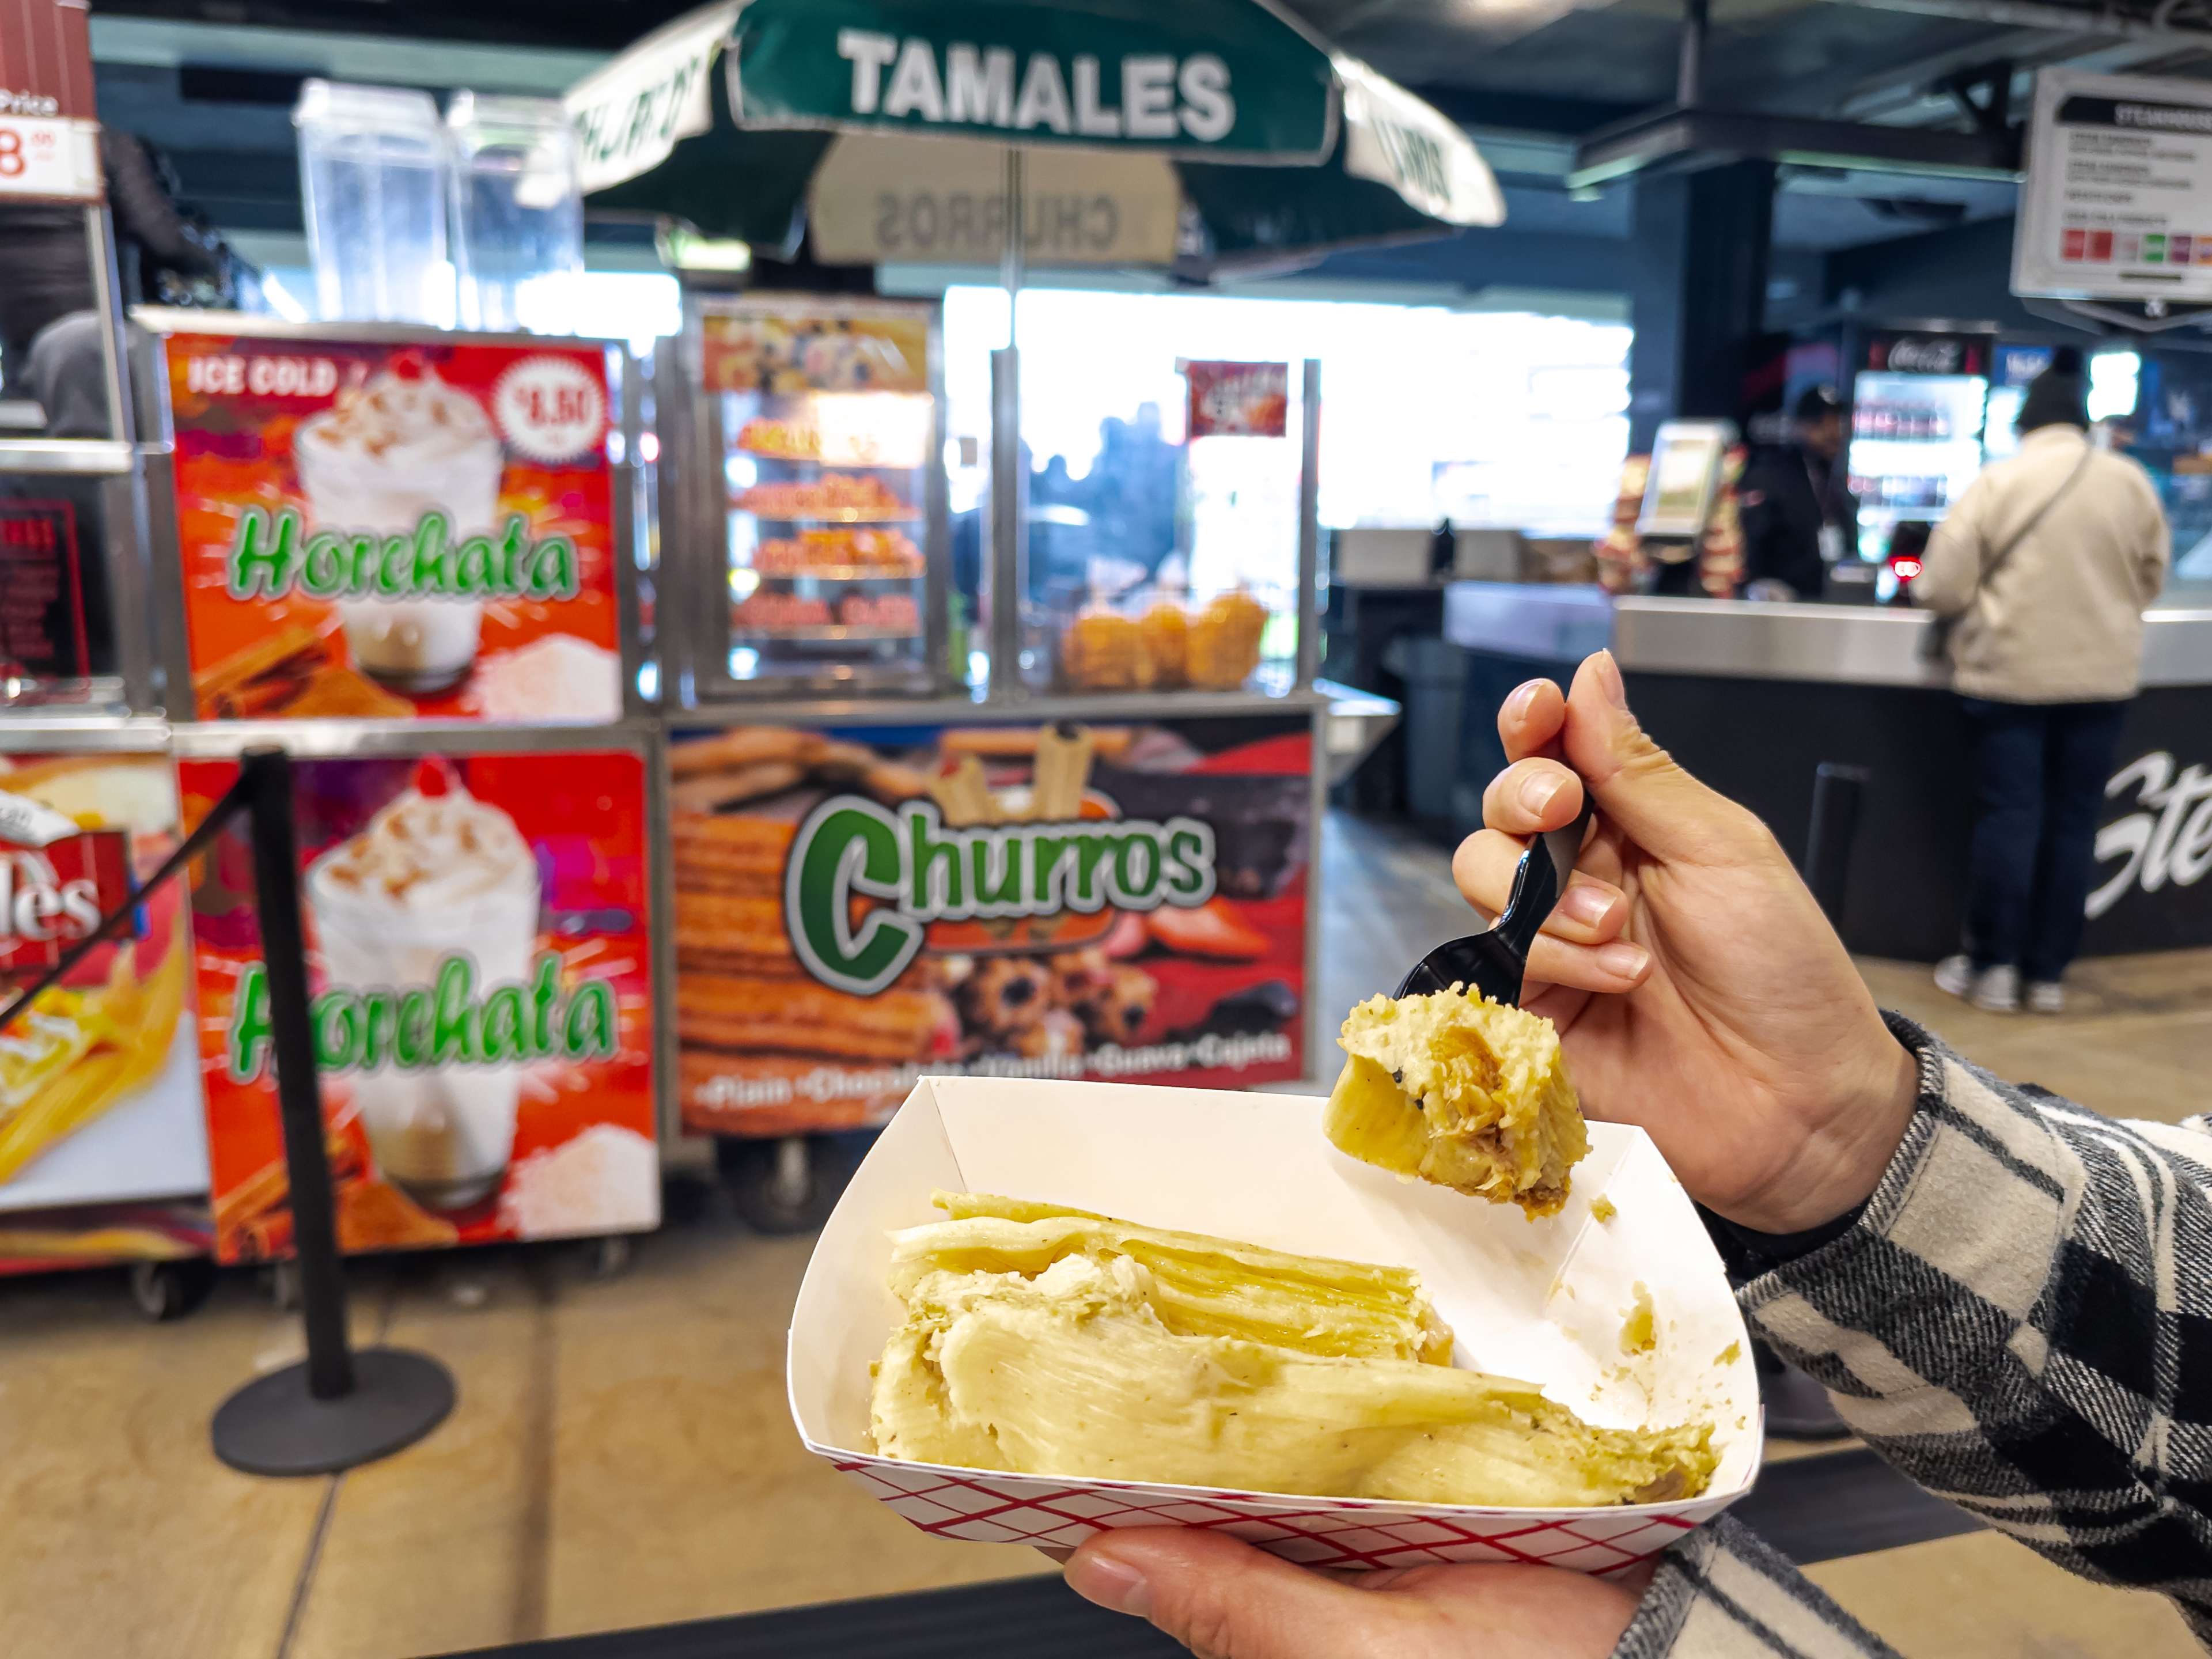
[264,1259,302,1312]
[720,1134,842,1234]
[588,1235,633,1278]
[128,1258,217,1322]
[660,1169,715,1228]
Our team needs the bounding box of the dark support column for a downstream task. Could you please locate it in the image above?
[1626,160,1777,452]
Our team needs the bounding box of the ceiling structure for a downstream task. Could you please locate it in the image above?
[74,0,2212,275]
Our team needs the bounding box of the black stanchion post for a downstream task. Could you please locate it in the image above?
[1804,762,1869,927]
[243,747,354,1400]
[211,745,457,1477]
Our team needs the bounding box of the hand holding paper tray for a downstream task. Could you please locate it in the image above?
[789,1078,1760,1574]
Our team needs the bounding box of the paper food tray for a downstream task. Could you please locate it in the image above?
[788,1075,1762,1575]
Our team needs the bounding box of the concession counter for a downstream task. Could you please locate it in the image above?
[1443,582,2212,961]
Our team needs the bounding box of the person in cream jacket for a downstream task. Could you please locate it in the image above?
[1912,349,2168,1014]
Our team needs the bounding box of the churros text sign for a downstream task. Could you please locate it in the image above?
[161,328,625,725]
[671,713,1312,1138]
[182,749,658,1262]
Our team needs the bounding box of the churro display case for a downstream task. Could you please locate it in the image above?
[660,296,950,702]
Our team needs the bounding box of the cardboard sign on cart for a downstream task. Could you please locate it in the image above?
[148,317,629,726]
[790,1077,1761,1573]
[669,712,1314,1139]
[0,750,211,1274]
[181,746,659,1263]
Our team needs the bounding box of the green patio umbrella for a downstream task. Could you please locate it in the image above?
[564,0,1504,271]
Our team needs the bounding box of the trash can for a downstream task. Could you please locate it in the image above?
[1382,634,1469,831]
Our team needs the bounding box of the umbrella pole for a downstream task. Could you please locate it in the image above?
[987,147,1027,700]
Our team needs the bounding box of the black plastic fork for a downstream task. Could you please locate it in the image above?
[1396,794,1595,1006]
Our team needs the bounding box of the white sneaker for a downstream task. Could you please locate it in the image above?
[2026,980,2066,1015]
[1971,965,2021,1013]
[1933,955,1976,998]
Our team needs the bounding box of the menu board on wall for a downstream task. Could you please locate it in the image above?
[0,753,207,1233]
[670,713,1310,1138]
[161,329,625,724]
[181,748,657,1263]
[2016,69,2212,304]
[0,498,89,680]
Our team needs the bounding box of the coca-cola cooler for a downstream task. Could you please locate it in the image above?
[1845,326,1994,562]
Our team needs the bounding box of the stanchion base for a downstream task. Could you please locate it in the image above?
[212,1347,456,1476]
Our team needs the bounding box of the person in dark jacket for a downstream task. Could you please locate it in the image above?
[0,129,221,435]
[1737,385,1857,600]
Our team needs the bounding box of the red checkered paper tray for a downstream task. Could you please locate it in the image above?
[787,1077,1762,1575]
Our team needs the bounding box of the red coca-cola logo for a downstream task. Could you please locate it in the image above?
[0,831,131,974]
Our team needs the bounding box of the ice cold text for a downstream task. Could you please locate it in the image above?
[184,354,341,399]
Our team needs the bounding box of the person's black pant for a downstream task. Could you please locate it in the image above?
[1962,696,2129,983]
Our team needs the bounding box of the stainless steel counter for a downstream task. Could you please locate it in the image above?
[1442,582,2212,690]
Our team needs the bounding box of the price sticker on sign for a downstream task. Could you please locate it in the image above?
[494,355,609,465]
[0,115,103,202]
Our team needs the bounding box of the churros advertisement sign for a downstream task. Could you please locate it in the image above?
[0,755,211,1275]
[161,328,625,725]
[672,714,1310,1136]
[181,751,657,1263]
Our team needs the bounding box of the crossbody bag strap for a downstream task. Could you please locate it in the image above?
[1980,441,2095,586]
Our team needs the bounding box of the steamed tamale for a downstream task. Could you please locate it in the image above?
[1326,988,1589,1216]
[868,1193,1716,1508]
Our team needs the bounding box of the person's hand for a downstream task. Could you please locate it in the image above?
[1065,1528,1646,1658]
[1454,651,1918,1233]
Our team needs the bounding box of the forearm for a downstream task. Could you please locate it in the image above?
[1739,1018,2212,1629]
[1609,1517,1899,1658]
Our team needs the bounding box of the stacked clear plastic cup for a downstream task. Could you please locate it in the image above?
[445,93,582,335]
[293,79,452,325]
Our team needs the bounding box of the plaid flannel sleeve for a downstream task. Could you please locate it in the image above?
[1748,1014,2212,1642]
[1610,1515,1903,1658]
[1613,1014,2212,1658]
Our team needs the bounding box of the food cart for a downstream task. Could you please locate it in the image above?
[2,0,1478,1262]
[571,0,1498,1227]
[654,290,1331,1229]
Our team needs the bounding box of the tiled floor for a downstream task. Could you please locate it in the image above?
[2,813,2206,1658]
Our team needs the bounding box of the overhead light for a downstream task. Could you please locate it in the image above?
[656,224,753,273]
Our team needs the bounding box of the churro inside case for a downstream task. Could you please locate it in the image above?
[790,1077,1762,1573]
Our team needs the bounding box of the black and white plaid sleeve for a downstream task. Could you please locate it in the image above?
[1609,1014,2212,1657]
[1609,1514,1903,1657]
[1740,1014,2212,1643]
